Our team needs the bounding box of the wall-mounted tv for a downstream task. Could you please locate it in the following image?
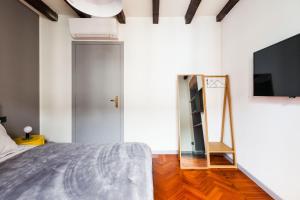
[254,34,300,97]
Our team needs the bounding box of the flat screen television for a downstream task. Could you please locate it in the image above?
[254,34,300,97]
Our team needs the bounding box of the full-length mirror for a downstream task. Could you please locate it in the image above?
[178,74,237,169]
[178,75,207,169]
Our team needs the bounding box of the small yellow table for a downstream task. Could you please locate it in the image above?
[14,135,45,146]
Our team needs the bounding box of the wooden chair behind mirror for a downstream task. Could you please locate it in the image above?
[177,75,237,169]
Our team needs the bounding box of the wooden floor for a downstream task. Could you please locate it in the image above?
[180,154,208,169]
[153,155,273,200]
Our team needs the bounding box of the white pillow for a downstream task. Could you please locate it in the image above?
[0,124,18,156]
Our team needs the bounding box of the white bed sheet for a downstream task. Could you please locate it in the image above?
[0,145,34,163]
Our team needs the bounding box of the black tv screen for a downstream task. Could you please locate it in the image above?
[254,34,300,97]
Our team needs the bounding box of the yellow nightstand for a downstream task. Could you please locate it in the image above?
[14,135,45,146]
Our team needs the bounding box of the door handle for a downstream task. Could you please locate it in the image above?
[110,96,119,108]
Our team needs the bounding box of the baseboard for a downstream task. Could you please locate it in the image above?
[181,151,193,155]
[224,155,282,200]
[152,150,178,155]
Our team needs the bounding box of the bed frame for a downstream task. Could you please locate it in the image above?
[0,116,7,123]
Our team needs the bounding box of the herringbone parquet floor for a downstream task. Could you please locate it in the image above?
[153,155,273,200]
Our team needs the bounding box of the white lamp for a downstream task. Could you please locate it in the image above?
[24,126,33,140]
[66,0,123,17]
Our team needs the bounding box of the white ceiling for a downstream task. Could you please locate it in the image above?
[43,0,228,17]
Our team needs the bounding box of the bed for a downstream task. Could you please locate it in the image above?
[0,135,153,200]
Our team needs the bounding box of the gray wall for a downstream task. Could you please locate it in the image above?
[0,0,39,137]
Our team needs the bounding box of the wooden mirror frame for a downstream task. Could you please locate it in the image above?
[177,74,237,169]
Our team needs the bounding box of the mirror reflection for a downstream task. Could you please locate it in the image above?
[178,74,237,169]
[178,75,207,169]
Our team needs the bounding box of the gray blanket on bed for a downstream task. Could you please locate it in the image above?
[0,143,153,200]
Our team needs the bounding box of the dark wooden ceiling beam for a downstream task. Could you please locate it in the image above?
[185,0,202,24]
[216,0,239,22]
[20,0,58,21]
[153,0,159,24]
[64,0,91,18]
[116,10,126,24]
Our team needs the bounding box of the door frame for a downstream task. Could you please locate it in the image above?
[72,41,124,143]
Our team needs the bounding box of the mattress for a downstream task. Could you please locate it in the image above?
[0,142,153,200]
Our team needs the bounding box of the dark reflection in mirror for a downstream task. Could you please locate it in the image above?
[178,75,207,169]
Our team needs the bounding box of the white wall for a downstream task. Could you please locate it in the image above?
[222,0,300,199]
[204,77,226,142]
[39,16,222,152]
[178,77,194,152]
[120,17,221,152]
[40,15,72,143]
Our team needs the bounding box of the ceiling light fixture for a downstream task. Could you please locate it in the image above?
[66,0,122,17]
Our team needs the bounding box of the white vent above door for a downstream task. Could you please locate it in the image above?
[69,18,119,40]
